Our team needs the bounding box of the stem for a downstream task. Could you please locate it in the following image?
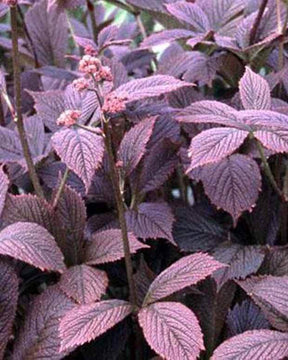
[177,166,187,204]
[136,13,147,39]
[52,168,69,209]
[10,6,44,199]
[102,117,138,309]
[249,0,268,44]
[0,97,4,126]
[87,0,98,43]
[17,4,39,68]
[255,137,286,201]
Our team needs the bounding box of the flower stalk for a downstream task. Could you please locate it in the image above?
[10,5,44,198]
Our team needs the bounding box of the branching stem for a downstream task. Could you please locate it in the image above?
[10,6,44,199]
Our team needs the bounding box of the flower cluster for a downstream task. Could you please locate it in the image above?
[72,78,89,91]
[78,55,113,82]
[56,110,81,127]
[102,92,128,114]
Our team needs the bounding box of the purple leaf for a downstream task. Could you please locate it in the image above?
[182,53,224,87]
[138,302,204,360]
[38,162,85,196]
[213,243,265,289]
[115,75,193,102]
[238,110,288,130]
[30,89,66,131]
[187,128,249,170]
[188,278,236,353]
[53,184,86,264]
[48,0,86,12]
[51,128,104,192]
[199,154,261,224]
[147,115,180,149]
[0,4,9,18]
[0,166,9,218]
[23,115,46,158]
[0,222,65,272]
[199,0,244,34]
[226,300,270,337]
[138,140,179,194]
[84,229,149,265]
[144,253,225,305]
[118,117,156,176]
[134,257,156,307]
[2,194,57,238]
[25,0,68,67]
[59,300,133,351]
[142,29,195,47]
[12,285,76,359]
[0,126,22,163]
[177,100,243,129]
[166,2,210,32]
[261,246,288,276]
[211,330,288,360]
[0,260,18,359]
[245,276,288,331]
[173,206,230,252]
[125,202,175,244]
[239,67,271,110]
[97,25,118,49]
[254,129,288,153]
[59,264,108,304]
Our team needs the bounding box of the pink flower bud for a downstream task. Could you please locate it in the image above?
[102,92,128,114]
[56,110,81,127]
[79,55,101,75]
[99,66,113,82]
[73,78,89,91]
